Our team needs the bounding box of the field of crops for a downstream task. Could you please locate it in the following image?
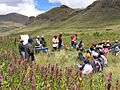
[0,31,120,90]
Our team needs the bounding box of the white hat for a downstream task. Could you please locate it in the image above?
[41,36,44,38]
[107,40,109,42]
[102,40,105,42]
[37,36,40,38]
[115,40,118,42]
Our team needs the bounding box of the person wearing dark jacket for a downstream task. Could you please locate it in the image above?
[58,34,63,49]
[18,39,25,60]
[41,36,47,47]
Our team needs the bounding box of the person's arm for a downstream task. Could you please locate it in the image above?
[29,45,34,54]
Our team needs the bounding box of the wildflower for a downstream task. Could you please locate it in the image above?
[108,72,112,81]
[25,74,29,88]
[0,70,4,85]
[116,80,119,90]
[58,69,62,88]
[22,73,25,82]
[31,74,36,90]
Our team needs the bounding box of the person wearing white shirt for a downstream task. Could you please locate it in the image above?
[52,35,59,51]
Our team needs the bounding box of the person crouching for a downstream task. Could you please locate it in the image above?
[76,59,93,76]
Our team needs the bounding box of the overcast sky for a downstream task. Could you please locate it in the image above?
[0,0,96,17]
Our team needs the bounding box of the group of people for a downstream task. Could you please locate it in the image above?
[19,35,48,61]
[18,33,63,61]
[35,36,47,48]
[52,33,63,51]
[77,40,120,76]
[19,38,35,61]
[18,33,120,76]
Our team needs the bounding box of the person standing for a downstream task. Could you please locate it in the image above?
[18,39,26,60]
[35,36,42,48]
[70,34,74,48]
[58,33,63,49]
[41,36,47,47]
[25,38,35,63]
[52,35,59,51]
[73,34,77,48]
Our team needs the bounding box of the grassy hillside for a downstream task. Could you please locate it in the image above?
[0,0,120,36]
[49,0,120,29]
[0,21,26,36]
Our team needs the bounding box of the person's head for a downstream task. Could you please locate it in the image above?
[41,36,44,38]
[75,34,77,36]
[107,40,109,43]
[86,50,91,54]
[37,36,40,39]
[80,40,83,44]
[20,39,24,43]
[99,51,104,55]
[59,34,62,37]
[54,35,57,39]
[92,43,96,47]
[103,45,106,48]
[84,59,90,64]
[115,40,118,43]
[59,32,63,36]
[28,38,33,43]
[90,47,94,51]
[102,40,105,43]
[41,36,44,39]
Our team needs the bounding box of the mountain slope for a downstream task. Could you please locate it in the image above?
[54,0,120,29]
[0,13,29,24]
[28,5,75,25]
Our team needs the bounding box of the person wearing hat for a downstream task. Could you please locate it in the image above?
[18,39,26,60]
[35,36,42,48]
[105,40,112,49]
[25,38,35,63]
[111,40,120,55]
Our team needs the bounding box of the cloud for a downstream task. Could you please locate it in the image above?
[49,0,96,8]
[0,0,44,16]
[0,0,22,6]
